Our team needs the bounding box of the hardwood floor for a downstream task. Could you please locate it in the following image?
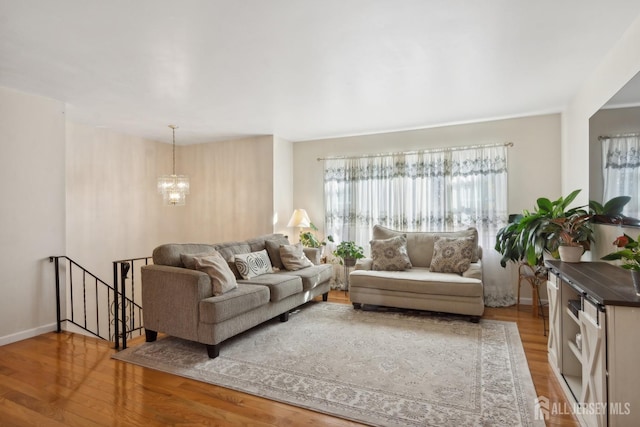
[0,291,577,426]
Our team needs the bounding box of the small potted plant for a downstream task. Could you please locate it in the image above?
[602,233,640,295]
[545,212,594,262]
[332,241,365,267]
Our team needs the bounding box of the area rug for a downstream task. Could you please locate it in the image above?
[113,302,543,426]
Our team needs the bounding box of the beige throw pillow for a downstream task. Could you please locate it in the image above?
[429,236,475,274]
[370,235,412,271]
[234,250,273,279]
[194,252,238,296]
[180,251,218,270]
[279,243,313,271]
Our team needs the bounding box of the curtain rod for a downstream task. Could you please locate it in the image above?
[316,141,513,161]
[598,132,640,140]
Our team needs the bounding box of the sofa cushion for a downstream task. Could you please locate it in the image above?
[199,284,270,324]
[213,241,252,278]
[430,236,475,274]
[350,267,483,297]
[274,264,333,291]
[279,243,314,271]
[194,252,238,296]
[153,243,218,267]
[370,235,412,271]
[265,236,291,269]
[239,274,302,302]
[372,225,479,267]
[234,250,273,279]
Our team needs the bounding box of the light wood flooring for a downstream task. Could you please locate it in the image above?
[0,291,577,426]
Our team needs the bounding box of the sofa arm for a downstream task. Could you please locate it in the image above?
[355,258,373,270]
[141,265,214,341]
[303,247,322,265]
[463,261,483,280]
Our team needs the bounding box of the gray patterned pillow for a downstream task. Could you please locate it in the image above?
[234,250,273,279]
[430,236,475,274]
[370,235,412,271]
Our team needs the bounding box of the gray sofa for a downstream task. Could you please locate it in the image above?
[350,225,484,321]
[141,233,332,358]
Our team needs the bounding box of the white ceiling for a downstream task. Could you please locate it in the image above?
[2,0,640,145]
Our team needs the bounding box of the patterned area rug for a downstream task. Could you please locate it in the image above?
[113,302,543,426]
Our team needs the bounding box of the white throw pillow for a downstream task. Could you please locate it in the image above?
[234,250,273,279]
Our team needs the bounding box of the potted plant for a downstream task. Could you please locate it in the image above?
[545,212,594,262]
[601,233,640,295]
[332,241,365,267]
[495,189,593,267]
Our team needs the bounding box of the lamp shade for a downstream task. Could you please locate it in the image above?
[287,209,311,228]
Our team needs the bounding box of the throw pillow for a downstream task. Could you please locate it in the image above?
[194,252,238,296]
[429,236,475,274]
[265,236,291,270]
[279,243,314,271]
[181,251,218,270]
[234,250,273,279]
[370,235,412,271]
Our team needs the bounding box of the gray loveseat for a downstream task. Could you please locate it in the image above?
[141,233,332,358]
[350,225,484,321]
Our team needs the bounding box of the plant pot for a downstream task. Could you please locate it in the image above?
[343,257,357,267]
[630,270,640,296]
[558,245,584,263]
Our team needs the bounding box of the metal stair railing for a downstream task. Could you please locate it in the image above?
[50,255,151,349]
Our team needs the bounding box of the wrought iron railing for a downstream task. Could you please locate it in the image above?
[50,255,151,350]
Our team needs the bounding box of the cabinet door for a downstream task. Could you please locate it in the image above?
[547,278,561,371]
[579,306,606,427]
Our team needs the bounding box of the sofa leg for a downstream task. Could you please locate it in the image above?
[470,316,480,323]
[322,292,328,302]
[352,302,362,310]
[279,311,289,322]
[206,344,220,359]
[145,329,158,342]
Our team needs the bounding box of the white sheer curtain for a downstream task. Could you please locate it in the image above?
[602,134,640,218]
[324,144,513,307]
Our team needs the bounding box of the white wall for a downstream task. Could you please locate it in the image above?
[564,14,640,205]
[0,87,66,344]
[293,114,562,300]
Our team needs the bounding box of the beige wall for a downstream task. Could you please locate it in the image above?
[292,114,562,301]
[293,113,562,238]
[180,135,274,243]
[273,136,294,236]
[65,122,183,282]
[0,86,65,344]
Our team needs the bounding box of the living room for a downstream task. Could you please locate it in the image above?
[2,1,640,425]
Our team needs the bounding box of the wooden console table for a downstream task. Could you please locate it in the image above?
[545,261,640,427]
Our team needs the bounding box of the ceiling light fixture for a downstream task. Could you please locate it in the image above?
[157,125,190,206]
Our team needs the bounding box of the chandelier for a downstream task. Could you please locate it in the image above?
[157,125,190,206]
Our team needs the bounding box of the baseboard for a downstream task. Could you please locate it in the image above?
[0,323,57,346]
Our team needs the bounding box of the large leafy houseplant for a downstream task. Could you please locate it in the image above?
[298,223,333,248]
[495,189,593,268]
[601,233,640,271]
